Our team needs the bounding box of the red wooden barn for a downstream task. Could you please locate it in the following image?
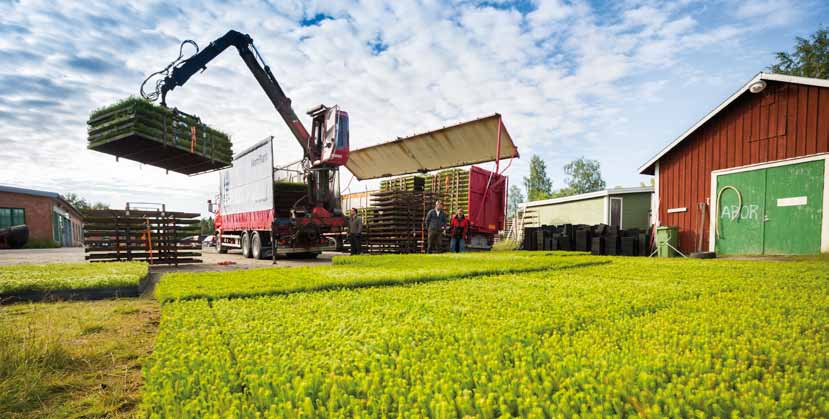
[640,73,829,256]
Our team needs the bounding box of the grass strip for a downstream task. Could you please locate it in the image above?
[0,262,148,295]
[155,252,606,303]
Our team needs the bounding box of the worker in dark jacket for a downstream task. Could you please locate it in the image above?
[348,208,363,255]
[424,200,447,253]
[449,208,469,253]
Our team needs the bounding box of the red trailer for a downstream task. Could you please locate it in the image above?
[467,166,508,249]
[346,114,518,251]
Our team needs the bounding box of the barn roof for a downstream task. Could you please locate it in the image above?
[519,186,653,209]
[639,73,829,175]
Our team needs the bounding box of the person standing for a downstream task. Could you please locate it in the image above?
[424,200,447,253]
[449,208,469,253]
[348,208,363,255]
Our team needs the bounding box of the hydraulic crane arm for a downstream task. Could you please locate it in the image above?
[155,30,315,160]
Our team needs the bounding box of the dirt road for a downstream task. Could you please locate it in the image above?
[0,247,338,271]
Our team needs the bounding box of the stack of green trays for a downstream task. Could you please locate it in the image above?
[424,169,470,214]
[87,97,233,175]
[380,175,425,192]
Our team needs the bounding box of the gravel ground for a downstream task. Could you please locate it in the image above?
[0,247,338,270]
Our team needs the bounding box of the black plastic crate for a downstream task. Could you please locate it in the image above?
[621,236,638,256]
[638,233,649,256]
[605,234,620,255]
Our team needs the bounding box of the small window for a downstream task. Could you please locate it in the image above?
[0,207,25,228]
[336,112,349,148]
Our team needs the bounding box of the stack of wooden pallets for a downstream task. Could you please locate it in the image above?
[83,208,202,265]
[364,190,440,254]
[87,97,233,175]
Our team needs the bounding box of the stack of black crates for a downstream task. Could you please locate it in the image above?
[522,224,651,256]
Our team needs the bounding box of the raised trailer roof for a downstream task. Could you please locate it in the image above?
[345,114,519,180]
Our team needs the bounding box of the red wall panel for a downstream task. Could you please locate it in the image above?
[658,81,829,253]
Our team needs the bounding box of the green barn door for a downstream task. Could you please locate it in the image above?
[716,160,824,256]
[763,160,824,255]
[716,170,766,255]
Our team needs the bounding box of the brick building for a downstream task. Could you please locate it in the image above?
[0,185,84,247]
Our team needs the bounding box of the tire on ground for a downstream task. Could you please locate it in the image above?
[242,231,252,258]
[252,232,265,260]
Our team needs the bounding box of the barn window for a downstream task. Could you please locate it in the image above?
[750,86,787,142]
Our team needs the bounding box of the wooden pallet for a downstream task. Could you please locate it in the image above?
[362,190,443,254]
[82,208,202,265]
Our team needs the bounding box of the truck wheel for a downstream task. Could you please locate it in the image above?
[252,232,264,260]
[217,235,228,254]
[242,232,252,258]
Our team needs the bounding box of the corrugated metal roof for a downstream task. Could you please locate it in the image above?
[345,114,519,180]
[639,73,829,175]
[0,184,60,199]
[519,186,653,209]
[0,184,83,217]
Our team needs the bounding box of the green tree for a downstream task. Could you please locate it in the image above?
[200,217,215,235]
[507,184,525,217]
[523,155,553,201]
[555,157,606,197]
[64,193,109,211]
[769,28,829,79]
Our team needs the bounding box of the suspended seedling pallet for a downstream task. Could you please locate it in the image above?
[87,97,233,175]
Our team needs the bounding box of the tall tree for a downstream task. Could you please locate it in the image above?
[64,193,109,211]
[555,157,606,197]
[200,217,215,235]
[523,155,553,201]
[507,184,525,217]
[769,28,829,79]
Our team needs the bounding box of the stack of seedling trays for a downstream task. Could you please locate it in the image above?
[425,169,470,215]
[87,97,233,175]
[380,175,425,192]
[273,182,308,218]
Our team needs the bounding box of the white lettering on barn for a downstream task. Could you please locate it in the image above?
[721,204,760,221]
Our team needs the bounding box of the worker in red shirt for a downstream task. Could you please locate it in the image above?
[449,208,469,253]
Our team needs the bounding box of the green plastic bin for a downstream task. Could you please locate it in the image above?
[656,226,679,257]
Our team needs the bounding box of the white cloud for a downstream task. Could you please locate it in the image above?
[735,0,800,26]
[0,0,818,214]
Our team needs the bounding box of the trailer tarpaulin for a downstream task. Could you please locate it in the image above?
[218,137,274,231]
[345,114,519,180]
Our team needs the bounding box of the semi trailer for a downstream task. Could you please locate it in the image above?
[209,137,343,259]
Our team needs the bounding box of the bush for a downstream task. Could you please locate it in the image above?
[491,239,518,251]
[22,239,61,249]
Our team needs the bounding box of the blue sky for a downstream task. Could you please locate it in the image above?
[0,0,827,214]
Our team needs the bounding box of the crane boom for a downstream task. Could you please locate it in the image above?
[157,30,315,161]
